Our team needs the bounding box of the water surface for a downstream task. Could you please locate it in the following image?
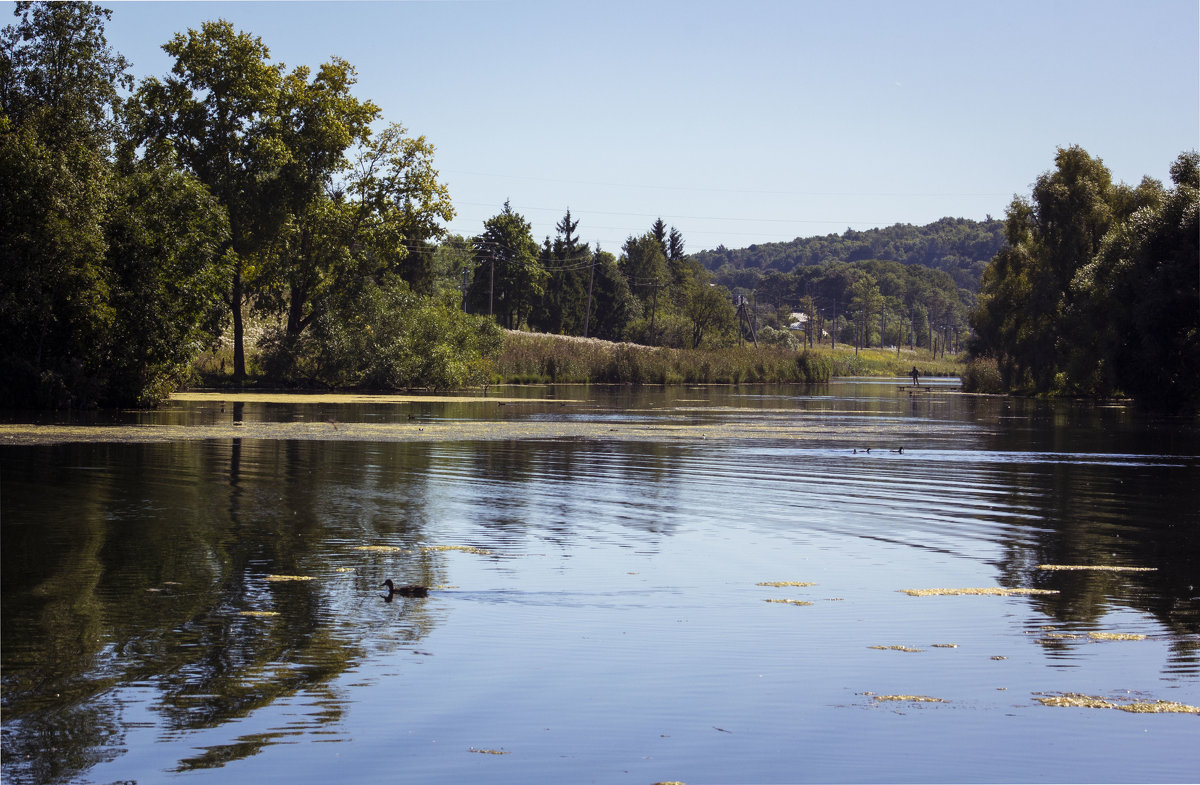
[3,381,1198,784]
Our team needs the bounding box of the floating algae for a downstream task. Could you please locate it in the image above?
[468,748,510,755]
[354,545,406,552]
[264,575,316,582]
[756,581,817,587]
[900,587,1058,597]
[1037,564,1156,572]
[238,611,280,617]
[931,643,959,648]
[421,545,492,555]
[869,645,924,652]
[1035,693,1200,715]
[764,598,814,606]
[1089,632,1148,641]
[874,695,946,703]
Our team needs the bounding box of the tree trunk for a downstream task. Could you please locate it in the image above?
[232,265,245,381]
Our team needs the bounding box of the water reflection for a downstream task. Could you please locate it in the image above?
[2,383,1198,784]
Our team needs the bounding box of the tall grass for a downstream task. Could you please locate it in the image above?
[495,332,962,385]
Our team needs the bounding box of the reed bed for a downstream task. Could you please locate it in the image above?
[494,331,962,385]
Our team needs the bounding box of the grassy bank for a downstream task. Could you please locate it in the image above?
[189,324,962,389]
[493,331,962,385]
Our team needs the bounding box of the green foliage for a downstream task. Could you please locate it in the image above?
[466,201,545,329]
[970,147,1199,411]
[0,1,228,407]
[259,276,502,390]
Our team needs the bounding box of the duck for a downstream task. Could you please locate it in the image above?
[382,579,430,598]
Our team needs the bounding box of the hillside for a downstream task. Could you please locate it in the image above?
[693,217,1005,291]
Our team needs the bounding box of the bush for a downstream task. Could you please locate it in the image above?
[961,357,1004,393]
[258,276,503,389]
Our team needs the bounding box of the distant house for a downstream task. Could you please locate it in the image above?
[787,312,808,331]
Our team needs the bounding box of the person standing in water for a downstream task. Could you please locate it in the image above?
[911,366,920,386]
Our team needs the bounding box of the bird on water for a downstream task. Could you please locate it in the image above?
[382,579,430,598]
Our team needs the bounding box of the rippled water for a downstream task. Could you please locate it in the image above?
[2,381,1198,784]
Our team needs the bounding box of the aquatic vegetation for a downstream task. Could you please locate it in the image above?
[990,656,1008,660]
[899,587,1059,597]
[756,581,817,587]
[1037,564,1156,572]
[931,643,958,648]
[354,545,406,552]
[869,645,924,652]
[468,748,510,755]
[421,545,492,555]
[874,695,946,703]
[238,611,280,617]
[1088,632,1148,641]
[1035,693,1200,714]
[764,599,813,606]
[264,575,316,582]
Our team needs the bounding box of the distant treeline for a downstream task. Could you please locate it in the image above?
[693,217,1006,291]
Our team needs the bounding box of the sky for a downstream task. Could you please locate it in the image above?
[15,0,1197,253]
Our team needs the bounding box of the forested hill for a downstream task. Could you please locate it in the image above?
[693,217,1005,291]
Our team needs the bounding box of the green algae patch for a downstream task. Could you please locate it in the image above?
[900,587,1058,597]
[1035,693,1200,715]
[1037,564,1156,572]
[874,695,946,703]
[764,598,813,606]
[869,645,924,652]
[756,581,817,587]
[264,575,316,582]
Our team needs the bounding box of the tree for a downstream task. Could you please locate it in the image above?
[466,201,544,329]
[130,20,289,380]
[683,280,737,348]
[1064,152,1199,410]
[1,2,230,407]
[970,146,1146,391]
[585,247,641,341]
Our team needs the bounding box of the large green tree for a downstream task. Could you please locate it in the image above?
[971,146,1148,391]
[1063,152,1199,410]
[1,1,229,407]
[466,201,544,329]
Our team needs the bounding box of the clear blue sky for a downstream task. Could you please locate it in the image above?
[17,0,1198,252]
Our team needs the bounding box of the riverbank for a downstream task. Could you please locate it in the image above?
[192,327,963,389]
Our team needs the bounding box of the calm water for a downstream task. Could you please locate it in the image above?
[2,381,1198,784]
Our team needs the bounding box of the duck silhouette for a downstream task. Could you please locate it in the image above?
[382,579,429,598]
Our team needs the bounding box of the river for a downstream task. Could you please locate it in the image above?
[2,380,1198,784]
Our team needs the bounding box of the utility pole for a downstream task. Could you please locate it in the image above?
[583,253,595,338]
[461,268,469,311]
[649,279,661,344]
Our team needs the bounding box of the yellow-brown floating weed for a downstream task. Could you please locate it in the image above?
[1088,632,1148,641]
[869,645,924,652]
[354,545,406,552]
[1035,693,1199,714]
[468,748,510,755]
[764,598,814,606]
[1037,564,1156,572]
[874,695,946,703]
[264,575,315,582]
[756,581,817,587]
[900,587,1058,597]
[421,545,492,555]
[238,610,280,617]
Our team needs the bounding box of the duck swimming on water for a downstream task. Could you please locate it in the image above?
[382,579,430,598]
